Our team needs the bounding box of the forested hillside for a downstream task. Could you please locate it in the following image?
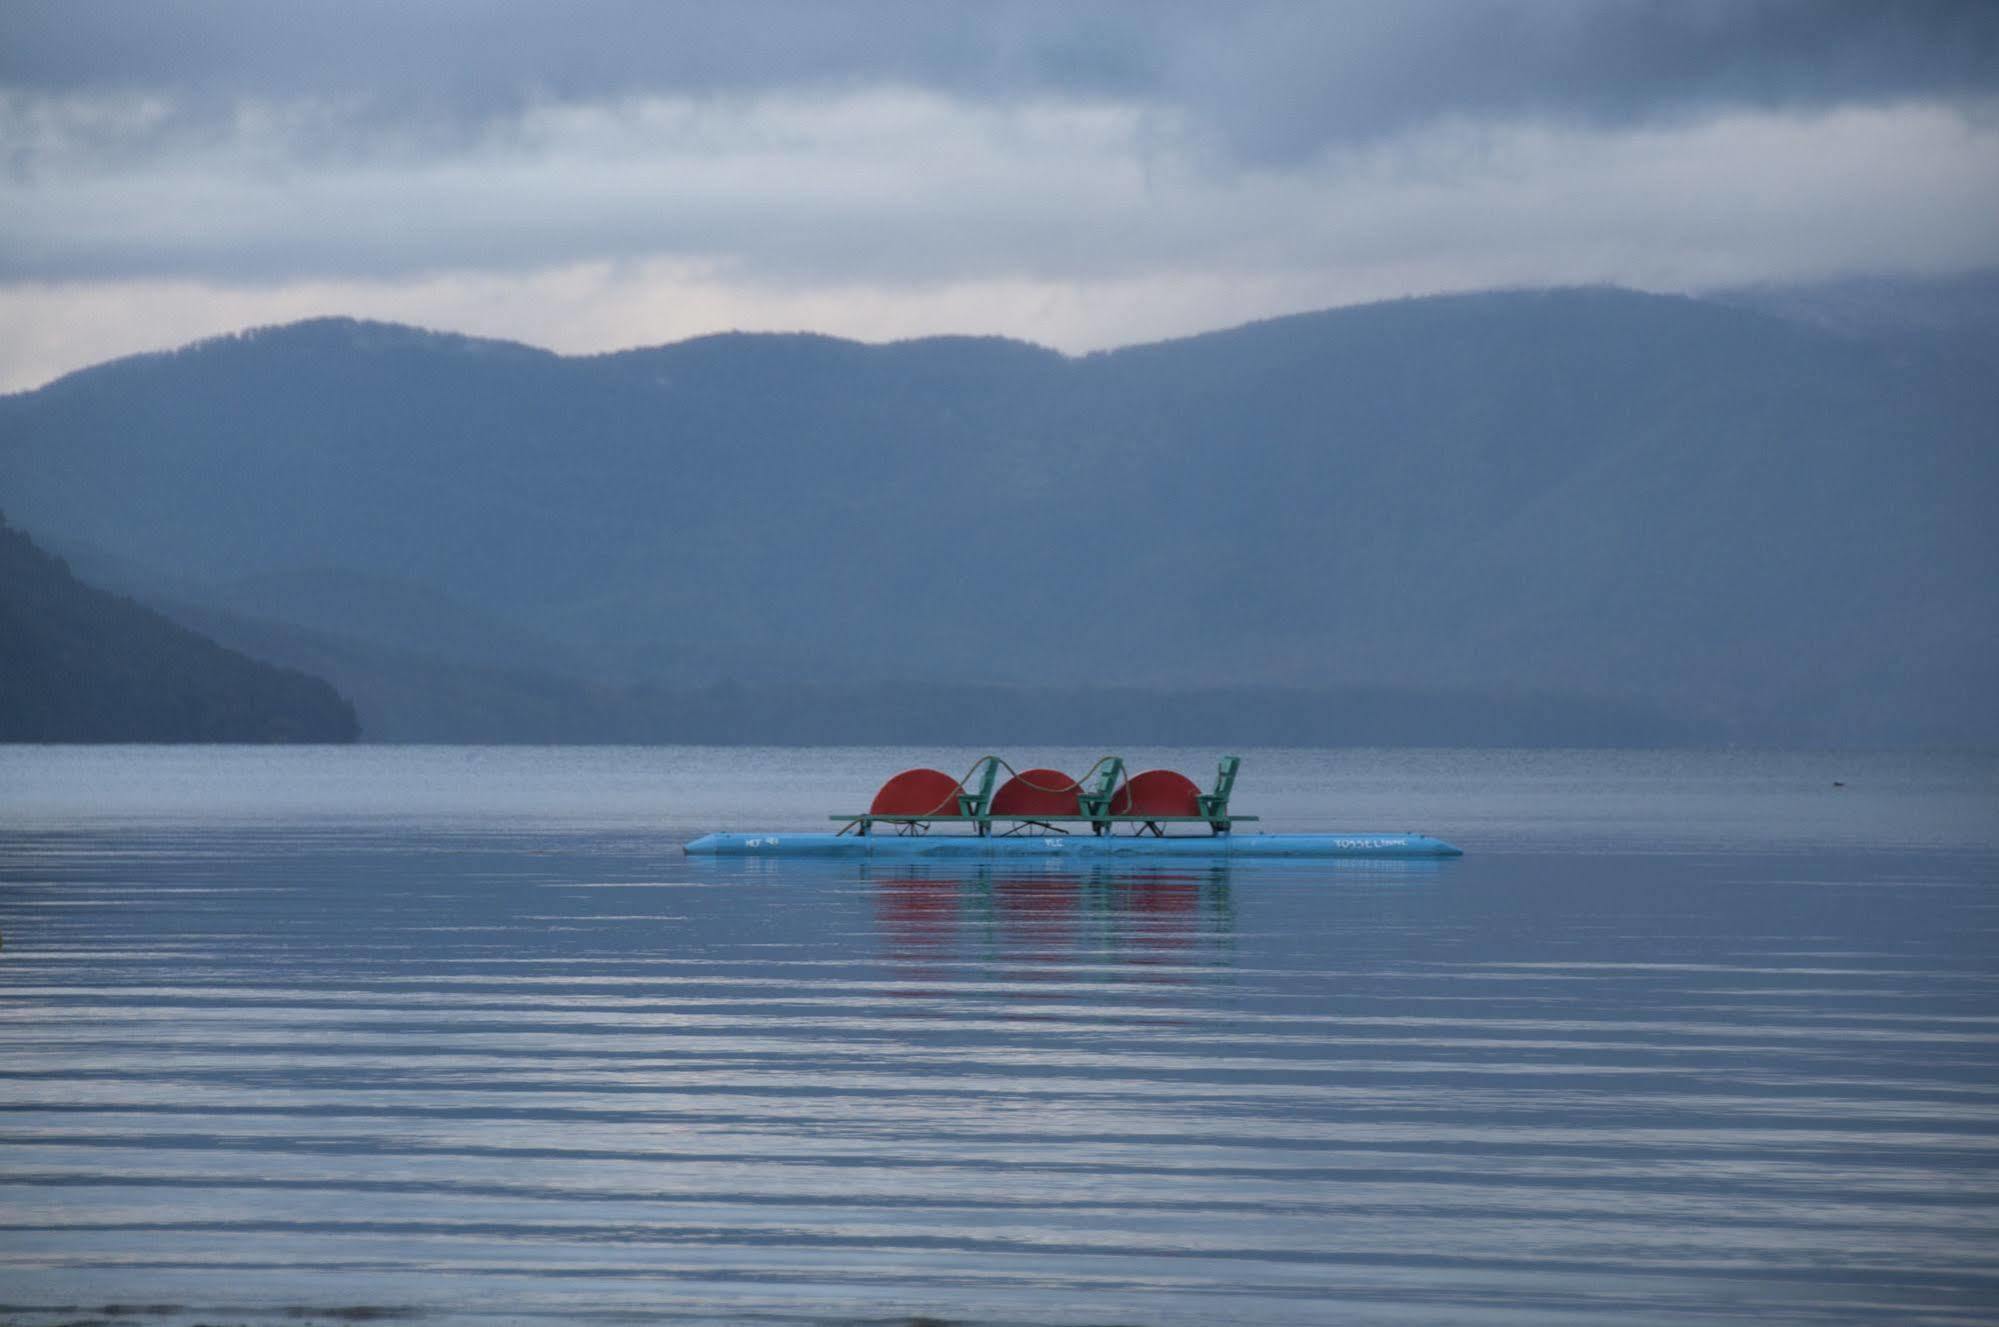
[0,518,360,742]
[2,284,1992,745]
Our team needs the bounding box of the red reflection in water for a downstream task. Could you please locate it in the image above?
[994,873,1078,965]
[870,867,1230,980]
[1113,875,1201,964]
[874,875,960,950]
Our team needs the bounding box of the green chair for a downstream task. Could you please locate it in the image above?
[1076,756,1127,836]
[1198,755,1241,833]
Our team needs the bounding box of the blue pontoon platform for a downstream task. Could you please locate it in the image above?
[684,831,1462,859]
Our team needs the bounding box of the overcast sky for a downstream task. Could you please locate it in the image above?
[3,0,1997,390]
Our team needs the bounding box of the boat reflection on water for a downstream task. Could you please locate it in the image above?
[869,863,1238,979]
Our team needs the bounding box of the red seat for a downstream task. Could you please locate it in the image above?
[1113,769,1203,818]
[990,768,1079,818]
[870,768,965,818]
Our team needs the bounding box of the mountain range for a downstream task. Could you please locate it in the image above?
[2,279,1992,745]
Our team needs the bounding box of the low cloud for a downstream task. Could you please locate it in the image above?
[6,1,1996,159]
[8,87,1997,287]
[2,2,1996,389]
[5,98,1995,392]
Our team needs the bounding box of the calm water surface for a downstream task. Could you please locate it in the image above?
[1,746,1996,1326]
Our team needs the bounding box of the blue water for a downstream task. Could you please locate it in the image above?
[1,746,1995,1326]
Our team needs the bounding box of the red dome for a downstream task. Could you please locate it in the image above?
[870,768,965,817]
[1113,769,1202,818]
[990,768,1080,817]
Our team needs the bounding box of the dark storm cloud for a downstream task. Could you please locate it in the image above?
[4,0,1996,160]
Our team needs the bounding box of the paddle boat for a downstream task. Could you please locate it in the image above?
[682,755,1462,859]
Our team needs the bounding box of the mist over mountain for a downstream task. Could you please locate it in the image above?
[2,284,1992,746]
[1712,269,1999,370]
[0,516,359,743]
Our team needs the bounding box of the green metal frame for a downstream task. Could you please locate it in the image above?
[1198,755,1241,832]
[1077,756,1126,835]
[955,755,1001,827]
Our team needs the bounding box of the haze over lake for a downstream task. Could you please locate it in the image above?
[3,745,1995,1326]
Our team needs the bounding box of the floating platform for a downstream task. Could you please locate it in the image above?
[683,755,1463,861]
[683,831,1463,859]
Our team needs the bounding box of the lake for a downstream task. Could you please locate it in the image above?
[2,745,1996,1326]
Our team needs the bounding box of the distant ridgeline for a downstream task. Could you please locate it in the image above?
[1,280,1993,746]
[0,517,360,743]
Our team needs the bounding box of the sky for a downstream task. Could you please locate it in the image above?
[2,0,1997,392]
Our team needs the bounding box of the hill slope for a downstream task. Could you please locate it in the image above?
[1,288,1992,745]
[0,517,361,742]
